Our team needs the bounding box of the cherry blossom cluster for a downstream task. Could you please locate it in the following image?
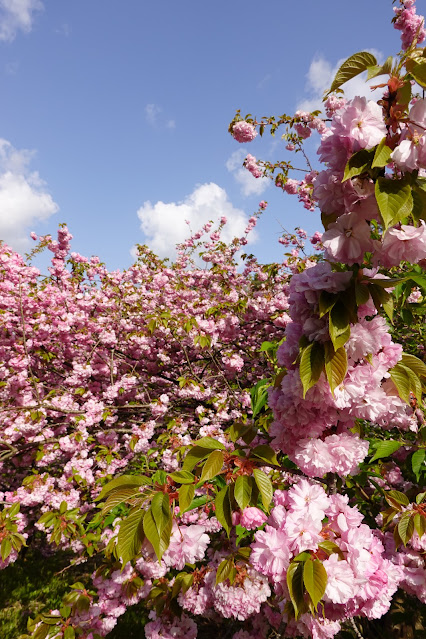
[250,479,402,638]
[394,0,426,50]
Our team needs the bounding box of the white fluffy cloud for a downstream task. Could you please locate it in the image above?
[297,50,385,113]
[0,0,43,42]
[135,182,256,259]
[0,139,58,251]
[226,149,270,197]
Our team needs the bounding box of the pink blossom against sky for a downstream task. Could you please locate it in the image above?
[0,0,397,269]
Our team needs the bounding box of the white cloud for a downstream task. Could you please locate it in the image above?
[145,103,176,129]
[226,149,270,197]
[0,139,58,251]
[135,182,256,259]
[0,0,43,42]
[145,103,162,125]
[297,50,386,113]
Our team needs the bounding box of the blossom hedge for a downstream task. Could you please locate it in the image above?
[1,2,426,638]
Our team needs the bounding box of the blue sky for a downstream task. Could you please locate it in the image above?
[0,0,407,270]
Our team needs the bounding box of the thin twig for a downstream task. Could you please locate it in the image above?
[349,617,364,639]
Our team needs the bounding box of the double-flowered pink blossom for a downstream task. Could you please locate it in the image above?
[232,121,257,143]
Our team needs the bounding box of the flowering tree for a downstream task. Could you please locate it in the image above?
[1,1,426,638]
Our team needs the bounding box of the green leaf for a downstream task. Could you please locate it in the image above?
[410,60,426,87]
[370,440,402,463]
[169,470,195,484]
[324,343,348,395]
[416,492,426,505]
[234,475,253,510]
[178,484,195,513]
[151,492,171,537]
[412,449,426,480]
[342,148,374,182]
[8,503,20,517]
[303,558,327,611]
[369,284,393,321]
[1,538,12,561]
[299,342,325,398]
[194,437,226,450]
[215,486,232,536]
[355,282,370,306]
[96,474,150,501]
[398,512,415,546]
[216,557,235,585]
[182,446,213,472]
[102,487,144,514]
[367,56,393,80]
[400,353,426,380]
[200,450,224,482]
[287,560,308,620]
[251,379,270,418]
[411,188,426,223]
[250,445,279,466]
[413,513,426,539]
[318,540,345,560]
[327,51,377,95]
[117,507,145,567]
[59,606,71,619]
[375,178,413,229]
[64,627,75,639]
[33,624,49,639]
[229,421,254,443]
[319,291,338,318]
[253,469,273,509]
[390,363,422,405]
[372,138,392,168]
[385,490,409,509]
[329,302,351,350]
[366,65,382,80]
[171,572,194,598]
[143,506,171,561]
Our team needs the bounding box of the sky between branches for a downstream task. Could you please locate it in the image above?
[0,0,402,270]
